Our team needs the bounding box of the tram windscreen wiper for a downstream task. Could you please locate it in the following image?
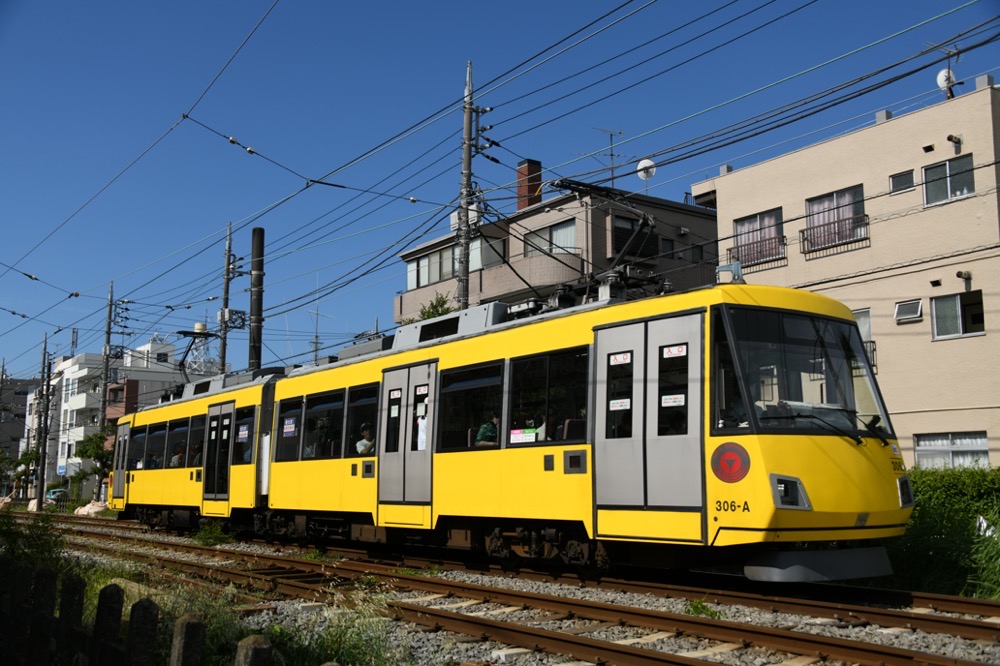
[857,414,890,447]
[762,411,862,445]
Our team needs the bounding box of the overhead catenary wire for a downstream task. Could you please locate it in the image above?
[3,3,993,377]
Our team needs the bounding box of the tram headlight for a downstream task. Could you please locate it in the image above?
[770,474,812,510]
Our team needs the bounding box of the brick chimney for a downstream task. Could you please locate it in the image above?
[517,159,542,210]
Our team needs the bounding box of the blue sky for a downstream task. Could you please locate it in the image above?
[1,0,997,378]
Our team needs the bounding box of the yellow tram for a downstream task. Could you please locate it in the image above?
[109,283,913,581]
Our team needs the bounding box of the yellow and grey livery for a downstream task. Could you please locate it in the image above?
[109,284,913,581]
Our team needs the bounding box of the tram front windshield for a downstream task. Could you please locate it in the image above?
[714,306,893,439]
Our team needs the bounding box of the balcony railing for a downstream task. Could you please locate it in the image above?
[799,214,869,253]
[727,235,786,266]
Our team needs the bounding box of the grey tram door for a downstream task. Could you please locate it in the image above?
[112,422,129,500]
[204,403,234,501]
[594,313,704,509]
[378,362,436,504]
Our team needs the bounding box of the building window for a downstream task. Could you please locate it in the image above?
[612,216,657,258]
[406,246,455,290]
[924,154,975,205]
[524,220,576,257]
[470,236,505,270]
[156,352,169,363]
[932,290,984,339]
[661,237,674,257]
[803,185,866,251]
[890,170,914,193]
[894,299,922,324]
[732,208,784,265]
[915,431,988,468]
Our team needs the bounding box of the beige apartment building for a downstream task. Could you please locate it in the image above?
[692,76,1000,468]
[395,159,719,322]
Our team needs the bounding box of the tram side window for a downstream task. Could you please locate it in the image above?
[302,392,343,459]
[127,426,147,470]
[275,399,303,461]
[232,406,256,464]
[605,352,634,439]
[438,362,504,450]
[509,347,588,444]
[384,388,403,454]
[144,423,168,469]
[189,415,206,466]
[411,385,429,451]
[166,419,190,467]
[347,384,379,456]
[658,344,689,435]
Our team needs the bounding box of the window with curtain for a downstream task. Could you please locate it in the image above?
[915,431,988,468]
[733,208,783,265]
[525,220,576,257]
[470,236,505,270]
[924,154,975,205]
[805,185,865,250]
[406,247,455,290]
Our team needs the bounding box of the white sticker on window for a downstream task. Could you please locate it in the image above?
[390,405,399,418]
[661,394,685,407]
[509,429,537,444]
[663,344,687,358]
[609,352,632,366]
[609,398,631,411]
[416,385,429,396]
[390,388,402,399]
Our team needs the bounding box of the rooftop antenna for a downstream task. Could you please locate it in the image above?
[636,158,656,195]
[594,127,624,187]
[929,41,961,99]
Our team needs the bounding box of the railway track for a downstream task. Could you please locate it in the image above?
[43,515,1000,665]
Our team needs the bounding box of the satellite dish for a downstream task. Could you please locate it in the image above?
[937,68,957,98]
[637,158,656,181]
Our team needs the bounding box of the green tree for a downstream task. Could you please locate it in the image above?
[74,426,114,501]
[401,292,456,324]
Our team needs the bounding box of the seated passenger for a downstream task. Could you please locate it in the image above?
[355,423,375,455]
[474,412,499,447]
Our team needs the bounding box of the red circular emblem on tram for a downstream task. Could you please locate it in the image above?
[711,442,750,483]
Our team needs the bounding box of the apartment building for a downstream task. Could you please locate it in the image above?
[691,76,1000,468]
[395,159,719,323]
[19,334,217,497]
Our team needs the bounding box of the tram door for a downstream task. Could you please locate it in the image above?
[204,403,234,501]
[378,362,436,504]
[112,422,129,501]
[594,314,704,509]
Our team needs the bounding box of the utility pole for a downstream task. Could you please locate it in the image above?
[34,334,49,512]
[219,223,233,372]
[456,61,474,311]
[248,227,265,371]
[99,282,113,430]
[310,305,321,366]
